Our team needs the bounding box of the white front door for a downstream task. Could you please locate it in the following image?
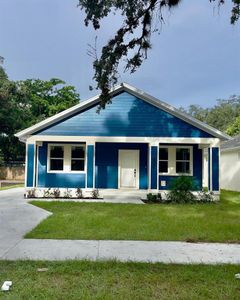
[119,150,139,189]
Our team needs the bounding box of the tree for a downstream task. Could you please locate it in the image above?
[16,78,80,127]
[226,116,240,136]
[205,96,240,132]
[179,105,208,123]
[0,63,80,163]
[181,95,240,133]
[78,0,240,110]
[0,63,23,163]
[0,56,7,81]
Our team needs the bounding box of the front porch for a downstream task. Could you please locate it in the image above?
[25,136,220,198]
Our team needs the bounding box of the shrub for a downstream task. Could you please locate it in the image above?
[147,193,157,202]
[53,188,61,198]
[76,188,83,199]
[166,176,197,203]
[91,189,99,199]
[157,193,162,202]
[146,193,162,203]
[43,188,52,198]
[64,188,72,198]
[27,188,36,198]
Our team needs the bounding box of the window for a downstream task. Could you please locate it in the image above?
[176,148,190,174]
[158,145,193,176]
[48,144,86,173]
[159,148,168,173]
[71,145,85,171]
[49,146,64,171]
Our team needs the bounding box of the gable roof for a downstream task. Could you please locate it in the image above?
[221,135,240,151]
[15,82,230,141]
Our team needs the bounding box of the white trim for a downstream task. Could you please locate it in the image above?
[209,147,212,192]
[118,149,140,189]
[218,146,221,192]
[201,147,204,188]
[148,144,151,189]
[36,144,39,188]
[93,143,96,189]
[47,143,86,174]
[15,83,230,141]
[159,145,193,176]
[157,143,159,190]
[33,143,37,188]
[26,135,222,147]
[85,142,88,188]
[32,143,36,187]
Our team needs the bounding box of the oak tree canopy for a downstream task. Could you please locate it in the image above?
[78,0,240,110]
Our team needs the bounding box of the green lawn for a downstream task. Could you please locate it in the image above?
[26,190,240,242]
[0,184,24,191]
[0,261,239,299]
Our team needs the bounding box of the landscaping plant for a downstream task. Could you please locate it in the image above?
[53,188,61,198]
[91,189,99,199]
[76,188,83,199]
[166,176,197,203]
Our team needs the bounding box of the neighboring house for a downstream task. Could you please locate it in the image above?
[220,136,240,191]
[15,83,229,199]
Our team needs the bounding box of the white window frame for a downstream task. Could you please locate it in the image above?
[47,143,86,174]
[159,145,193,176]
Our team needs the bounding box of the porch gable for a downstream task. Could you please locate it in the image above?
[33,92,212,138]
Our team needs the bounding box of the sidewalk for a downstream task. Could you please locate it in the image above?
[2,239,240,264]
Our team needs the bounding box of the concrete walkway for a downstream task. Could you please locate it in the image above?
[1,188,240,264]
[0,188,51,258]
[2,239,240,264]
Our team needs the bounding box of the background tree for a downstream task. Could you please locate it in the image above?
[181,95,240,135]
[78,0,240,110]
[0,62,80,164]
[179,105,208,123]
[226,116,240,136]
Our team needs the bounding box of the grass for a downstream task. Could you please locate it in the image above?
[0,184,24,191]
[0,261,239,299]
[26,190,240,243]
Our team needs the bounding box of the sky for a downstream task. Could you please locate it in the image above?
[0,0,239,108]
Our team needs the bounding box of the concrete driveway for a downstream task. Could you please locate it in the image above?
[0,188,51,258]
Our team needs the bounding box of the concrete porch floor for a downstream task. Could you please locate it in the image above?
[99,189,147,203]
[31,190,146,204]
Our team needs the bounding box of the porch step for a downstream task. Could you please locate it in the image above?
[99,189,147,201]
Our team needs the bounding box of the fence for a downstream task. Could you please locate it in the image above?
[0,162,25,180]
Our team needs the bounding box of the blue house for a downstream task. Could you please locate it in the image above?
[16,83,229,199]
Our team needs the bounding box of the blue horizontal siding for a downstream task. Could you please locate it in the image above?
[36,92,212,138]
[37,142,85,188]
[159,144,202,191]
[95,142,148,189]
